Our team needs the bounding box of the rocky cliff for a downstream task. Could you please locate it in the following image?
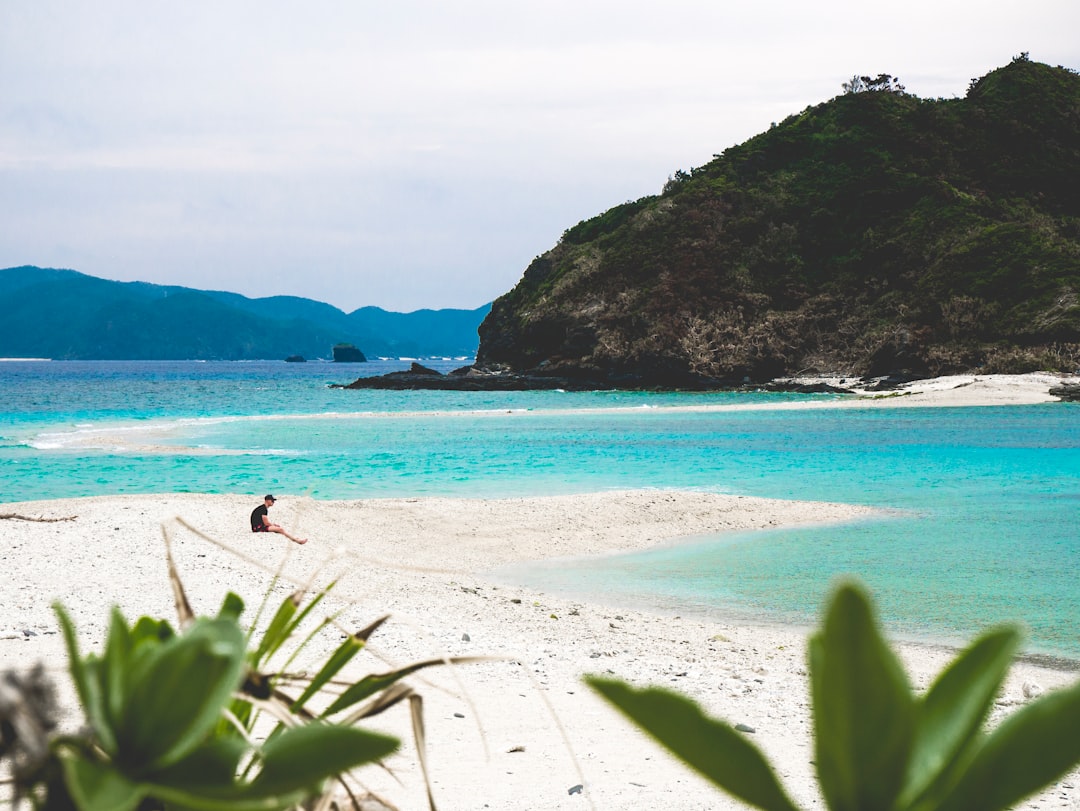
[474,57,1080,388]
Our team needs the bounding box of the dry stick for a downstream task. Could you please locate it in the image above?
[162,524,195,629]
[0,513,76,522]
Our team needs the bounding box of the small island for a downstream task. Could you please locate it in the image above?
[331,343,367,363]
[346,58,1080,391]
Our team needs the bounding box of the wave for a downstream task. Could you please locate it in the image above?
[23,391,841,454]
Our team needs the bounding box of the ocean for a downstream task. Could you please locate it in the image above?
[2,359,1078,661]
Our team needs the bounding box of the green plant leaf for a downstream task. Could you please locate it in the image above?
[586,676,802,811]
[272,588,339,675]
[252,592,301,665]
[130,615,174,645]
[59,753,145,811]
[146,736,248,789]
[147,784,310,811]
[247,591,308,665]
[323,657,468,717]
[935,680,1080,811]
[102,608,133,736]
[900,626,1020,808]
[54,603,117,754]
[809,582,915,811]
[282,582,334,640]
[115,617,247,773]
[291,634,364,712]
[54,603,92,718]
[217,592,246,623]
[248,722,399,796]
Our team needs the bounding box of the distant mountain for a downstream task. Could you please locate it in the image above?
[475,57,1080,387]
[0,266,490,360]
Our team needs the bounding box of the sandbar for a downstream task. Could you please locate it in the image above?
[1,489,1077,810]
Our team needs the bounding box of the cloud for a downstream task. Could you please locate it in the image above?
[1,1,1077,310]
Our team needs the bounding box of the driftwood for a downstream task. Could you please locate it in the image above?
[0,513,76,523]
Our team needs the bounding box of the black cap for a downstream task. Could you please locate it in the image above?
[264,494,276,502]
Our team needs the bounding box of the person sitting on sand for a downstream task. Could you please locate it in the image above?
[250,494,307,545]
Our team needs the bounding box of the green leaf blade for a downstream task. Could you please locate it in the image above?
[936,681,1080,811]
[116,618,247,773]
[54,603,117,754]
[147,784,309,811]
[251,593,300,665]
[130,615,174,646]
[60,753,145,811]
[810,582,915,811]
[323,658,445,717]
[217,592,246,623]
[901,626,1020,808]
[249,723,399,797]
[291,634,363,712]
[102,608,133,736]
[586,676,801,811]
[146,736,248,790]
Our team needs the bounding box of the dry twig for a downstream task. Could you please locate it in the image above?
[0,513,76,523]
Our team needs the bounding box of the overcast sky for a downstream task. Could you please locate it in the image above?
[1,2,1077,312]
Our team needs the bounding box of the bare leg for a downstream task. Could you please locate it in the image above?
[267,524,308,545]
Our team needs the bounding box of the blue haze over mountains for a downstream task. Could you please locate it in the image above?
[0,266,490,360]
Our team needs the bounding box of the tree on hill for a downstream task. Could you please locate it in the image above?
[476,58,1080,387]
[841,73,906,94]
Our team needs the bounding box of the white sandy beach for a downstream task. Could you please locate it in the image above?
[788,372,1079,407]
[3,374,1079,809]
[2,485,1078,810]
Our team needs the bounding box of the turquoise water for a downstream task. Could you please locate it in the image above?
[2,360,1078,660]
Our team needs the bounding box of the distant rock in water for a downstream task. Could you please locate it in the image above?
[1049,383,1080,401]
[335,363,858,392]
[332,343,367,363]
[404,361,442,376]
[284,354,306,363]
[336,364,600,391]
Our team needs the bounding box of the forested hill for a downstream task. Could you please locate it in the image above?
[0,266,489,360]
[476,57,1080,387]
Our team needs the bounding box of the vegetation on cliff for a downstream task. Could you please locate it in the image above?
[477,56,1080,386]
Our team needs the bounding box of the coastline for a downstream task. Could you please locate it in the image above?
[3,490,1077,809]
[16,372,1078,458]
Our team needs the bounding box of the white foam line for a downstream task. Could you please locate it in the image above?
[25,373,1072,453]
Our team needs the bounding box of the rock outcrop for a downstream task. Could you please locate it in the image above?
[338,363,608,391]
[332,343,367,363]
[464,58,1080,389]
[339,362,858,392]
[1049,383,1080,401]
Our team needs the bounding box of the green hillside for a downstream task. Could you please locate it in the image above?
[0,266,489,360]
[476,56,1080,386]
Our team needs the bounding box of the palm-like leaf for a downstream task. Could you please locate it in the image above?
[587,676,801,811]
[586,579,1080,811]
[809,582,915,811]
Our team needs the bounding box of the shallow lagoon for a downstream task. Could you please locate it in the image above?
[3,360,1077,659]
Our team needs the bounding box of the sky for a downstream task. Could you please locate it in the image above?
[1,2,1078,313]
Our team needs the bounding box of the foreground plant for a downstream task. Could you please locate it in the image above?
[587,581,1080,811]
[3,527,480,811]
[43,600,398,811]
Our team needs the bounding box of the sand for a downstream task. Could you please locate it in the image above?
[2,489,1077,810]
[2,373,1078,809]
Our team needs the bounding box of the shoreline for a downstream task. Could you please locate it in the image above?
[16,372,1078,458]
[3,490,1077,809]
